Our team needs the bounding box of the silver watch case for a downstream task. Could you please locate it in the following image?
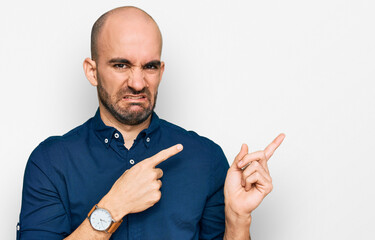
[88,206,114,232]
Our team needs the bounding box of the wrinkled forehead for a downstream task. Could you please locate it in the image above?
[97,11,163,62]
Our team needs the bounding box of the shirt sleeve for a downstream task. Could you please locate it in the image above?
[18,143,71,240]
[199,144,229,240]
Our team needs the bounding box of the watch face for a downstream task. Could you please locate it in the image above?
[89,208,112,231]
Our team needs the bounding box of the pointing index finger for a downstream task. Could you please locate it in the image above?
[147,144,183,167]
[264,133,285,160]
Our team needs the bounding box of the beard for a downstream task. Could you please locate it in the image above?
[97,75,157,126]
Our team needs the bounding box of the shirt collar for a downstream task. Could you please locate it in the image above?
[91,108,160,148]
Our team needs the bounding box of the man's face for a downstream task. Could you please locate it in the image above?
[95,15,164,125]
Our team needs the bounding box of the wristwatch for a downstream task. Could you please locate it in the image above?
[87,204,123,233]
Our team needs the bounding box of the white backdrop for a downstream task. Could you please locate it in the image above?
[1,0,374,239]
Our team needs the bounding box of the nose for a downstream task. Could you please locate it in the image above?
[128,68,146,91]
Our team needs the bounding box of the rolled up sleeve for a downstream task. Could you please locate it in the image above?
[199,145,229,240]
[19,145,70,240]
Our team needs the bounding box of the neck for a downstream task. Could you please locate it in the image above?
[98,105,151,150]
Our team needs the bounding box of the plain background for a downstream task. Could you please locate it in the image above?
[1,0,374,239]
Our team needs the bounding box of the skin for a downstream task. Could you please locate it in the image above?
[83,7,164,149]
[65,6,285,240]
[224,133,285,240]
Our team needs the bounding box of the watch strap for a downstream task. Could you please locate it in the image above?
[87,205,97,218]
[107,218,123,233]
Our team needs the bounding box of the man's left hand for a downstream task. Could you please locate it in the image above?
[224,134,285,219]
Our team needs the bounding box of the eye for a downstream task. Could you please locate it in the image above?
[114,64,128,69]
[144,63,159,70]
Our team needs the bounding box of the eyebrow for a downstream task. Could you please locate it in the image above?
[108,58,131,64]
[107,58,161,67]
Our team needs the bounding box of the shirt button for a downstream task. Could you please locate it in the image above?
[129,159,135,165]
[114,133,119,139]
[146,137,150,143]
[104,138,108,144]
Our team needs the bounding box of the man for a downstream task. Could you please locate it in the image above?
[18,6,284,240]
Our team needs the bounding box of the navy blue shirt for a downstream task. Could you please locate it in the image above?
[19,110,229,240]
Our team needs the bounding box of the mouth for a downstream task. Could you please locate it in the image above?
[122,94,148,102]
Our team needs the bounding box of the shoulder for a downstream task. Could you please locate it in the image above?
[159,119,219,147]
[28,118,92,169]
[158,118,228,163]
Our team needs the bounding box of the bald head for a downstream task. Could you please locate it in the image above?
[90,6,163,61]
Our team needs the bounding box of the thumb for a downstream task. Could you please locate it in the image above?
[231,143,248,169]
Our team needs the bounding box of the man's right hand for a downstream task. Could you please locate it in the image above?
[98,144,183,221]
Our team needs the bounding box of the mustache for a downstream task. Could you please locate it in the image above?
[116,87,151,98]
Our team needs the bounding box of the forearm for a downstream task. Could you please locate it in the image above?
[64,195,128,240]
[64,218,111,240]
[223,207,252,240]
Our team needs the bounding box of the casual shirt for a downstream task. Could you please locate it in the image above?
[18,109,229,240]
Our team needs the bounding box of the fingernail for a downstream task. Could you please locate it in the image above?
[238,160,243,167]
[177,144,183,150]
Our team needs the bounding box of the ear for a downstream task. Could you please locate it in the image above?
[159,61,165,81]
[83,58,98,86]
